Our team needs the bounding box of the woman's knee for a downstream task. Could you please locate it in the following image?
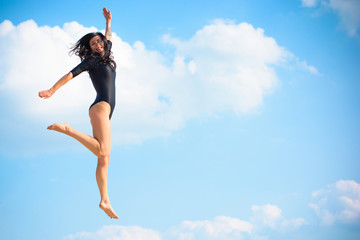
[97,154,110,165]
[97,145,110,159]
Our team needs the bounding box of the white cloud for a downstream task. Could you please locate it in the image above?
[297,60,321,75]
[309,180,360,225]
[162,20,288,115]
[166,216,253,240]
[0,19,316,154]
[251,204,307,231]
[302,0,360,36]
[328,0,360,36]
[64,225,161,240]
[166,204,306,240]
[65,205,305,240]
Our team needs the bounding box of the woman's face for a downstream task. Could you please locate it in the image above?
[89,35,105,56]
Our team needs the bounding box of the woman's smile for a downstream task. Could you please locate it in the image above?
[90,36,105,56]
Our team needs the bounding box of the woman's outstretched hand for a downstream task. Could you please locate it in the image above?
[103,7,112,22]
[38,89,54,99]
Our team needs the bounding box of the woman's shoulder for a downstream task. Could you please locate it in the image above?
[78,57,98,69]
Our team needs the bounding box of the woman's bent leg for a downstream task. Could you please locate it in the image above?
[47,123,101,156]
[48,101,118,219]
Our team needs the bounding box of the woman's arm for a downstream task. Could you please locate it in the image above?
[38,72,73,99]
[103,7,112,41]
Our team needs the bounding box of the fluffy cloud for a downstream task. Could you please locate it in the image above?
[62,180,360,240]
[163,20,288,115]
[64,225,161,240]
[251,204,307,232]
[328,0,360,36]
[309,180,360,225]
[64,204,305,240]
[302,0,360,36]
[0,19,316,154]
[166,207,306,240]
[166,216,253,240]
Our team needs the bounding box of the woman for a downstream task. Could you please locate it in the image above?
[39,7,119,219]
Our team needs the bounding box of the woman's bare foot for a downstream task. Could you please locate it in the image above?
[99,201,119,219]
[47,123,71,134]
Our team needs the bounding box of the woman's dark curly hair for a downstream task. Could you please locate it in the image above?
[70,32,116,70]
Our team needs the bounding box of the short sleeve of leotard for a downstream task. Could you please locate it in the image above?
[107,40,112,50]
[70,58,94,78]
[70,41,112,77]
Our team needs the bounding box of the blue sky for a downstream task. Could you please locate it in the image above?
[1,0,359,240]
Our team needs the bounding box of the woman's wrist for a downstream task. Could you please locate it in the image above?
[49,87,55,94]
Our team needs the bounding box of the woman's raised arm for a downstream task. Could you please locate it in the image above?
[102,7,112,41]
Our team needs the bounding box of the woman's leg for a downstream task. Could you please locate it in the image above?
[89,102,119,219]
[47,101,118,219]
[47,123,101,157]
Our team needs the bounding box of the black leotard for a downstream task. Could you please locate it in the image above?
[70,40,116,119]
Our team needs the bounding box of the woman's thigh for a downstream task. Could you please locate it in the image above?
[89,101,112,150]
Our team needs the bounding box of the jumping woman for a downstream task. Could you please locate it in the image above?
[39,7,119,219]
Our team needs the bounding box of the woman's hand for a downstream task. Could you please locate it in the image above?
[39,73,73,99]
[103,7,112,23]
[103,7,112,41]
[38,89,54,99]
